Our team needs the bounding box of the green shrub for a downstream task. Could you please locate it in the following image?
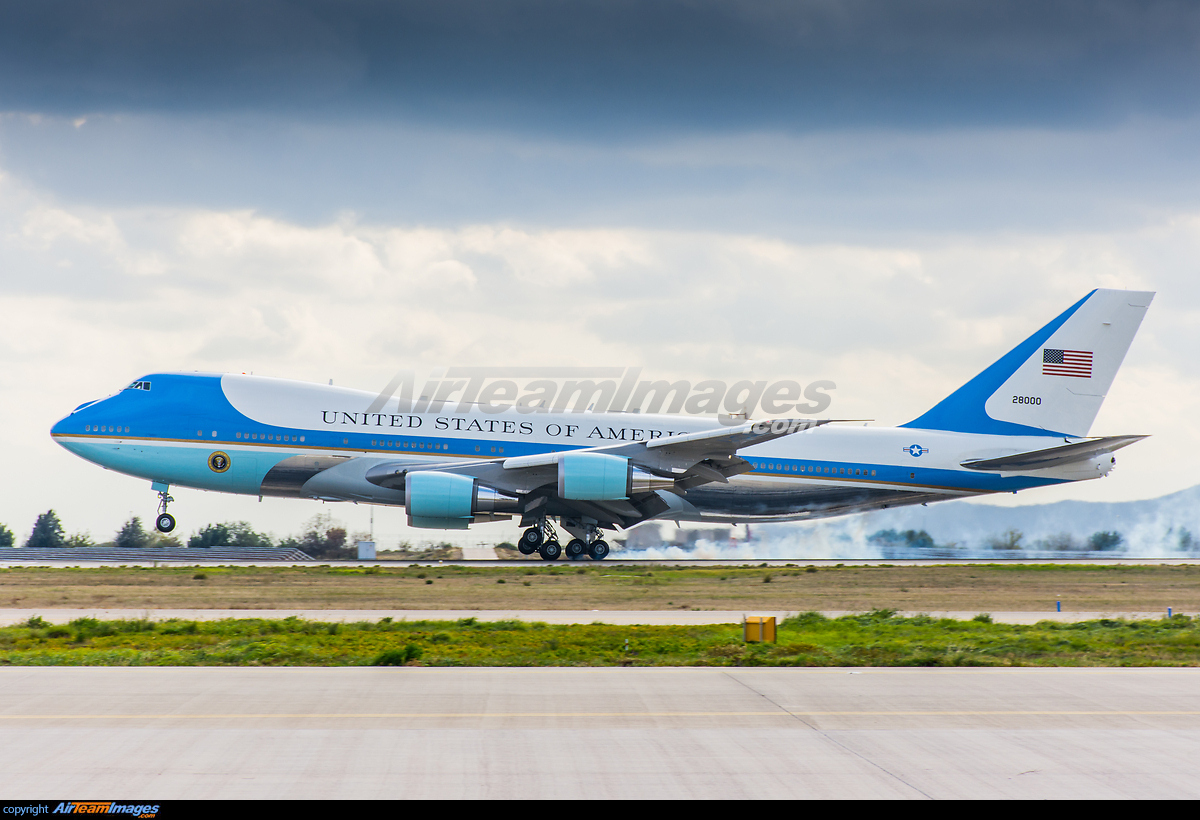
[372,644,423,665]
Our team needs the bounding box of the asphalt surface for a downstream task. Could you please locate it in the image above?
[0,608,1183,625]
[0,667,1197,798]
[2,558,1198,567]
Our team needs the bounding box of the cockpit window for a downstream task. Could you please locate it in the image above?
[125,380,152,391]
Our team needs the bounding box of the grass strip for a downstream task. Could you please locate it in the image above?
[1,611,1199,667]
[3,563,1200,611]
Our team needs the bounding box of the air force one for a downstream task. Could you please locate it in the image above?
[52,289,1153,560]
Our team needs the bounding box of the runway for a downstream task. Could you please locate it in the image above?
[1,667,1197,798]
[2,558,1198,568]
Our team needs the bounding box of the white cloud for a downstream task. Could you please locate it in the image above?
[2,174,1198,543]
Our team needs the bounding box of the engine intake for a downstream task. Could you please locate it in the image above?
[557,451,674,500]
[405,471,520,529]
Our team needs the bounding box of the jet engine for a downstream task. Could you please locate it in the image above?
[405,471,521,529]
[557,451,674,500]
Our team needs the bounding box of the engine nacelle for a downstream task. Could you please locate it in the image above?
[557,451,675,500]
[405,471,520,529]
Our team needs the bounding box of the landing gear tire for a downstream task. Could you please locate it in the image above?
[588,540,609,561]
[538,540,562,561]
[565,539,587,560]
[519,527,542,554]
[155,513,176,533]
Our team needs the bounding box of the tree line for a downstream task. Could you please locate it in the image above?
[2,510,357,559]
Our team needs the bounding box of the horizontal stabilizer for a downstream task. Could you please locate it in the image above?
[960,435,1148,472]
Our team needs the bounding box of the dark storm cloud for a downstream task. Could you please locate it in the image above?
[1,0,1199,132]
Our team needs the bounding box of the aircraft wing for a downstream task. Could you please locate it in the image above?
[502,416,836,479]
[364,417,841,527]
[959,435,1148,472]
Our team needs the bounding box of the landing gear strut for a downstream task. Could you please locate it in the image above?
[154,488,176,533]
[524,519,609,561]
[519,525,543,554]
[522,520,562,561]
[562,521,610,561]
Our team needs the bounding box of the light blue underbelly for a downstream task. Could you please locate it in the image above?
[61,440,287,495]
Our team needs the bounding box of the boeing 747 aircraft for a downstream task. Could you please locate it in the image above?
[52,289,1153,560]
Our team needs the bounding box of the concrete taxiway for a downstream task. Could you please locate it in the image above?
[1,667,1197,798]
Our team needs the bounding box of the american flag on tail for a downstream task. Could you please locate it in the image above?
[1043,348,1093,378]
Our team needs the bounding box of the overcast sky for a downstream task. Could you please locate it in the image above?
[2,1,1198,548]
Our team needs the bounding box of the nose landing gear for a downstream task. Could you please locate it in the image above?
[154,487,176,533]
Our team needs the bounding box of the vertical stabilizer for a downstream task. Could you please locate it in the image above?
[903,289,1154,437]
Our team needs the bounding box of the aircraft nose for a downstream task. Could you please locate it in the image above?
[51,397,104,438]
[50,415,70,437]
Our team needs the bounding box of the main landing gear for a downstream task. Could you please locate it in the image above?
[520,520,609,561]
[568,534,609,561]
[519,520,561,561]
[154,487,176,533]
